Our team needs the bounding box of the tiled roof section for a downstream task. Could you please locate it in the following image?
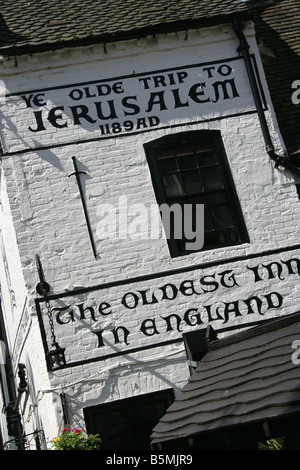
[151,312,300,445]
[254,0,300,154]
[0,0,250,54]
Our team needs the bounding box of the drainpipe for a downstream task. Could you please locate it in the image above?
[233,17,300,178]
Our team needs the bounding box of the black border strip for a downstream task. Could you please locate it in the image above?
[35,243,300,370]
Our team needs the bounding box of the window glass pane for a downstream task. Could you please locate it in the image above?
[202,167,223,191]
[199,152,217,167]
[156,149,174,158]
[181,170,204,194]
[162,174,184,197]
[206,191,227,206]
[205,231,237,247]
[210,205,233,229]
[204,208,214,232]
[157,154,177,173]
[176,148,198,170]
[177,154,198,170]
[195,144,213,153]
[195,144,216,166]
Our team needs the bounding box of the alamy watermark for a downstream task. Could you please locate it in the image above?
[291,80,300,104]
[291,340,300,365]
[0,80,6,104]
[96,196,204,251]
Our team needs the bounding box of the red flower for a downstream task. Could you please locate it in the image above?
[72,428,81,434]
[62,428,69,433]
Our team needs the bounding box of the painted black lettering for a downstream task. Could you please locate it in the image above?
[47,106,68,128]
[138,77,152,89]
[184,308,203,326]
[138,289,159,306]
[179,280,201,296]
[76,303,97,321]
[282,258,300,275]
[171,88,189,108]
[159,283,178,301]
[247,265,263,282]
[211,78,239,103]
[222,301,243,323]
[204,304,223,322]
[112,326,130,345]
[243,296,264,315]
[200,274,219,293]
[161,313,182,332]
[145,91,167,112]
[93,330,105,348]
[153,75,167,87]
[70,105,97,124]
[98,302,112,315]
[94,100,118,120]
[121,292,139,309]
[218,270,239,288]
[189,83,210,103]
[29,110,46,132]
[262,262,285,280]
[140,318,159,336]
[122,96,140,115]
[53,306,75,325]
[264,292,283,310]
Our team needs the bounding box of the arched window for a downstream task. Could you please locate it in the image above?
[145,130,249,257]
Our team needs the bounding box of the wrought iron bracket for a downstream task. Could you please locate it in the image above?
[35,255,66,370]
[35,254,50,296]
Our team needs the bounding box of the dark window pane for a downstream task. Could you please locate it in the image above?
[156,148,174,159]
[204,208,214,232]
[204,231,238,247]
[157,153,177,173]
[177,151,197,170]
[210,205,234,229]
[182,170,204,194]
[162,174,184,197]
[195,145,216,166]
[206,191,227,206]
[202,166,224,191]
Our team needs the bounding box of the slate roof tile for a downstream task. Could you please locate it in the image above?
[0,0,249,53]
[151,312,300,446]
[254,0,300,154]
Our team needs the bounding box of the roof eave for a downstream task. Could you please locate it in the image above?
[0,11,252,56]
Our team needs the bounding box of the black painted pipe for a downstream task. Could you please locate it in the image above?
[233,17,300,178]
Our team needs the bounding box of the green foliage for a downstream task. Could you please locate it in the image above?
[258,437,284,450]
[51,428,102,450]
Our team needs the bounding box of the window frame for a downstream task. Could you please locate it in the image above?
[144,130,249,257]
[84,389,175,450]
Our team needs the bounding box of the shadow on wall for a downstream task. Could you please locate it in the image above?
[253,0,300,157]
[0,14,28,50]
